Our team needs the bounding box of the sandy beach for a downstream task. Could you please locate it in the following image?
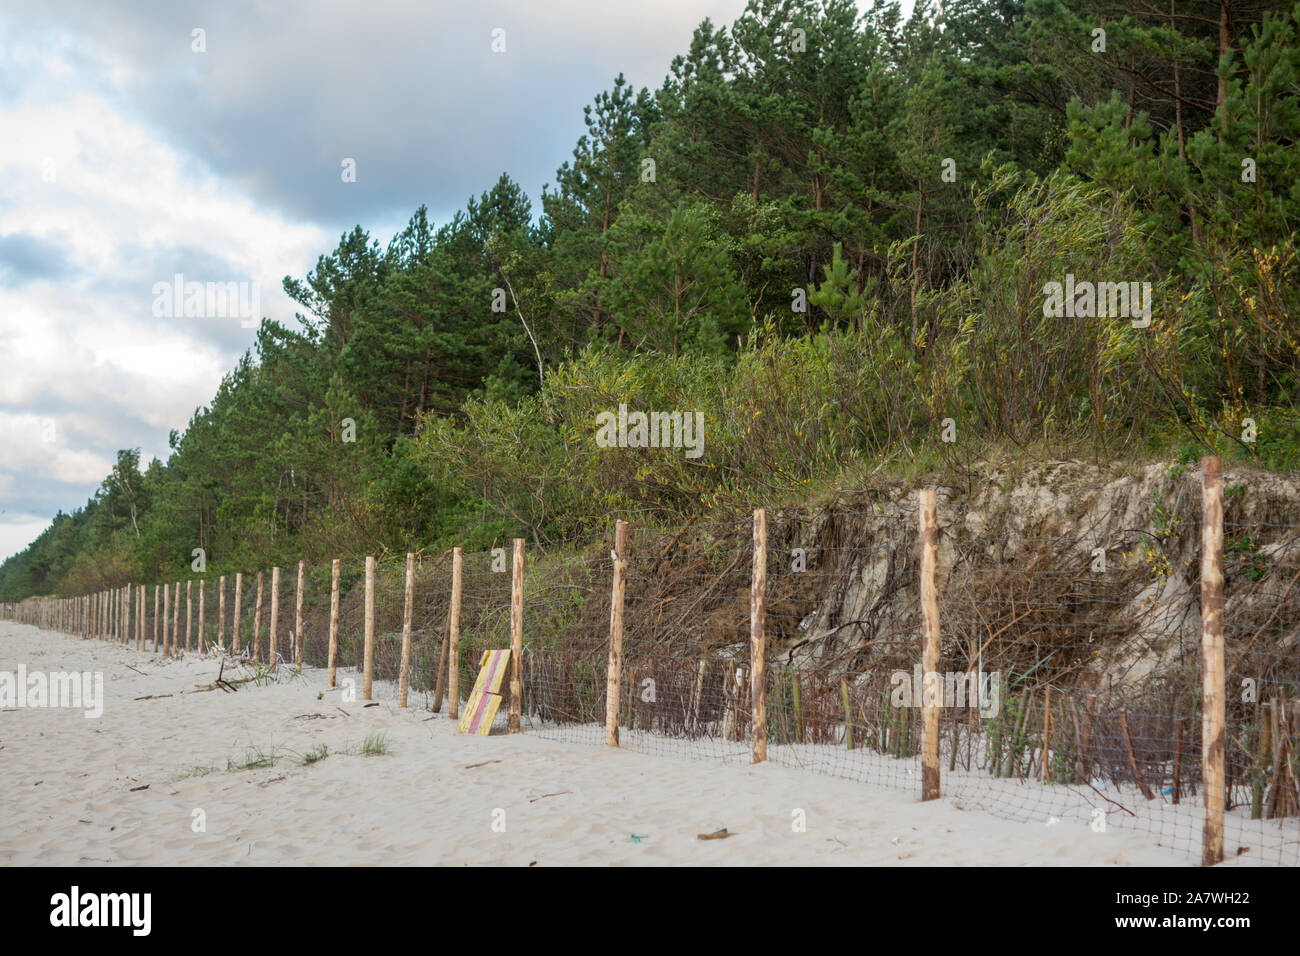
[0,621,1195,866]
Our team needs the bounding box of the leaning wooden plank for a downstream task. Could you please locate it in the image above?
[458,649,511,734]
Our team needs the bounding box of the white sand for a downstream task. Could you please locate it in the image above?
[1,622,1197,866]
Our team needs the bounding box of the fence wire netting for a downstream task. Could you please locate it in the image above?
[517,473,1299,866]
[10,466,1299,866]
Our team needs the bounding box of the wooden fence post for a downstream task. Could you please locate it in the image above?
[153,585,160,652]
[448,547,463,720]
[363,556,375,700]
[920,488,941,801]
[606,520,628,747]
[198,579,205,655]
[328,559,340,688]
[232,573,243,653]
[218,575,226,650]
[253,571,264,662]
[295,560,305,671]
[399,552,414,707]
[162,584,170,655]
[432,622,449,713]
[432,556,449,710]
[508,538,525,733]
[269,566,281,672]
[172,582,180,655]
[751,508,768,764]
[1201,455,1225,866]
[185,580,193,652]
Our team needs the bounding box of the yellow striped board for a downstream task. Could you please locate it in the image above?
[457,649,511,735]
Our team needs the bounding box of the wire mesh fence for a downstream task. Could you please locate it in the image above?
[10,459,1299,866]
[512,466,1299,865]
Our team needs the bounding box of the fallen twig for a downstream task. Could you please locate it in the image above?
[697,828,735,840]
[1068,782,1137,818]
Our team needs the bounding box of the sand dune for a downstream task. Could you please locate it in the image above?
[1,622,1193,866]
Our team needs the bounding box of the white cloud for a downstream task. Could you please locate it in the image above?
[0,517,53,565]
[0,35,328,545]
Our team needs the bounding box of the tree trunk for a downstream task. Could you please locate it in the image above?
[1217,0,1230,112]
[593,183,612,330]
[911,181,924,348]
[1172,0,1200,246]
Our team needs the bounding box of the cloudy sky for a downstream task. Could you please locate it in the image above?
[0,0,908,561]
